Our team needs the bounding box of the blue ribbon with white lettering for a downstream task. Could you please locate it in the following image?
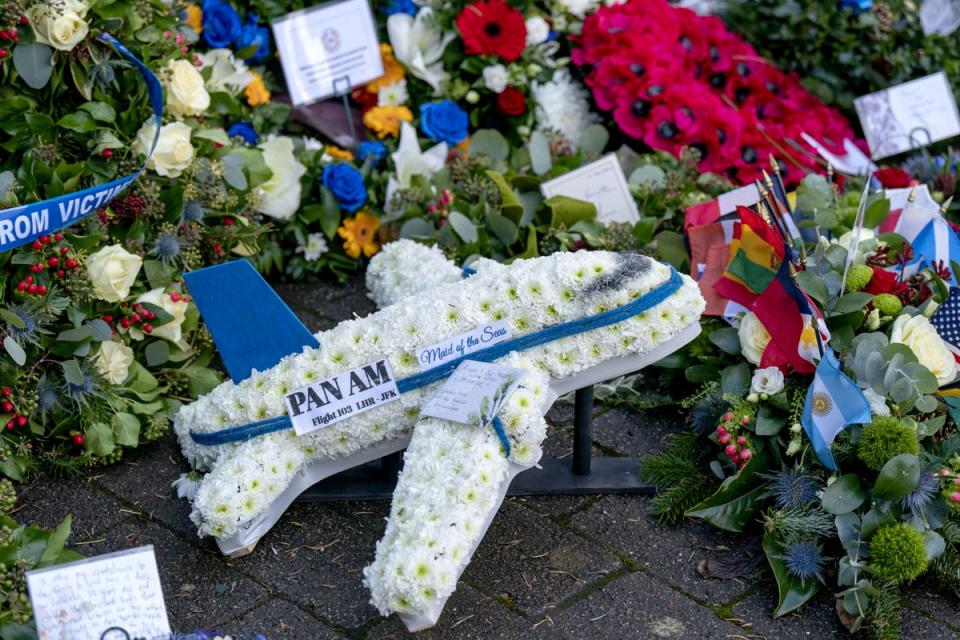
[189,268,683,446]
[0,33,163,253]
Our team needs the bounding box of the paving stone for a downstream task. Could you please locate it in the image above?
[551,571,745,640]
[904,580,960,629]
[93,432,197,537]
[510,494,597,522]
[274,274,376,332]
[462,500,620,617]
[366,584,563,640]
[900,605,960,640]
[14,474,127,541]
[728,587,845,639]
[590,406,685,458]
[569,495,747,605]
[233,501,383,629]
[226,597,344,639]
[80,518,268,630]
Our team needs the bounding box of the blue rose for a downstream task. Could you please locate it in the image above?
[227,122,258,145]
[356,141,387,165]
[237,13,271,64]
[420,100,469,145]
[381,0,417,16]
[323,164,367,213]
[202,0,242,48]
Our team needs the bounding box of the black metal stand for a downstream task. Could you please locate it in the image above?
[332,75,358,149]
[297,384,655,501]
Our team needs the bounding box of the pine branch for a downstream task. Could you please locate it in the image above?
[648,476,713,525]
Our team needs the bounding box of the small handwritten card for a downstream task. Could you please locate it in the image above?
[26,546,171,640]
[540,154,640,224]
[272,0,384,106]
[920,0,960,36]
[854,71,960,159]
[416,321,511,371]
[285,358,400,435]
[422,360,525,426]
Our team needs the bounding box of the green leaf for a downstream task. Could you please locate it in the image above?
[686,483,767,532]
[655,230,688,269]
[144,340,170,367]
[448,211,478,244]
[222,153,248,191]
[721,363,751,396]
[796,174,833,213]
[763,532,820,616]
[2,338,25,366]
[544,195,597,228]
[400,218,435,238]
[0,309,25,329]
[58,111,97,133]
[797,271,829,307]
[38,515,72,567]
[469,130,509,163]
[487,212,518,247]
[862,197,890,229]
[529,130,552,175]
[685,364,718,383]
[833,292,874,314]
[821,474,867,514]
[629,165,667,188]
[57,325,93,342]
[708,327,742,355]
[85,422,115,456]
[79,101,116,123]
[576,124,610,155]
[485,171,525,222]
[873,454,921,501]
[112,412,140,447]
[756,405,785,436]
[88,319,112,342]
[13,43,53,90]
[61,359,84,386]
[182,366,222,397]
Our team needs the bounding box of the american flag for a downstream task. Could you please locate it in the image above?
[932,287,960,354]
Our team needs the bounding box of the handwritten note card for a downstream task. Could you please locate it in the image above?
[416,321,511,371]
[272,0,384,106]
[27,546,171,640]
[854,72,960,159]
[540,154,640,225]
[422,360,525,425]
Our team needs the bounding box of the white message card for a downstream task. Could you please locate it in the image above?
[26,545,171,640]
[422,360,525,426]
[272,0,384,106]
[854,71,960,160]
[285,358,400,435]
[920,0,960,36]
[416,321,511,371]
[540,154,640,225]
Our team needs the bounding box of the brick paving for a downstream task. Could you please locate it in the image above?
[13,276,960,639]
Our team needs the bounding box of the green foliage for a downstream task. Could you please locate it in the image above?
[763,507,834,541]
[865,581,902,640]
[873,294,902,316]
[857,416,920,471]
[639,432,716,524]
[846,333,939,413]
[846,264,874,292]
[870,523,928,585]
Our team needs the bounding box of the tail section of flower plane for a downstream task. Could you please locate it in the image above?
[174,248,706,631]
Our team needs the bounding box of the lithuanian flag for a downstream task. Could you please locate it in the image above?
[714,206,785,308]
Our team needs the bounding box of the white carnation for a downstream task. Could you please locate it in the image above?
[530,70,599,145]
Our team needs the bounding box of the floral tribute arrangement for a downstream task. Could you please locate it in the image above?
[173,248,705,629]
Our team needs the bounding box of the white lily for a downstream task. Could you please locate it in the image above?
[387,8,455,96]
[385,122,448,212]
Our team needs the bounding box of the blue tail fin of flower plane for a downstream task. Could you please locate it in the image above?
[184,260,320,383]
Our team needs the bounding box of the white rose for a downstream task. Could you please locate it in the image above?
[482,64,509,94]
[737,312,771,366]
[750,366,784,396]
[834,228,876,252]
[198,49,252,93]
[131,288,189,344]
[862,388,890,417]
[86,245,142,302]
[890,314,959,386]
[134,121,195,178]
[94,341,134,385]
[28,0,89,51]
[164,59,211,118]
[256,136,306,220]
[525,17,550,46]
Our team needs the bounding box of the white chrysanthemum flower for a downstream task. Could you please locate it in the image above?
[530,69,599,145]
[296,232,329,262]
[378,79,409,107]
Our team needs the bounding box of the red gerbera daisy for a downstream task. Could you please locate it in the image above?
[456,0,527,62]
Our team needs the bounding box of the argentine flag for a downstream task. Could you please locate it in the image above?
[800,349,872,471]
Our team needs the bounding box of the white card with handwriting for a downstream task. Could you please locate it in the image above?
[421,360,525,425]
[416,321,511,371]
[540,154,640,224]
[854,71,960,160]
[27,546,171,640]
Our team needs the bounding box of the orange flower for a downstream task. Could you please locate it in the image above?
[325,146,355,162]
[245,72,271,107]
[363,105,413,139]
[365,44,405,94]
[184,5,202,33]
[338,211,381,259]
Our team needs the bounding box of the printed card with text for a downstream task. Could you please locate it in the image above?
[272,0,383,106]
[422,360,525,426]
[27,546,171,640]
[854,71,960,159]
[540,154,640,225]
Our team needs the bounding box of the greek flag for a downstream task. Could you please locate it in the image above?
[800,349,872,471]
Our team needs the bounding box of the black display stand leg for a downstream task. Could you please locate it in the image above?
[297,385,656,502]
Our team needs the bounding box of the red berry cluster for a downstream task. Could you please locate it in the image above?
[939,466,960,507]
[14,233,76,295]
[715,411,754,470]
[114,302,156,334]
[111,194,146,218]
[1,387,27,431]
[427,189,454,222]
[0,24,20,60]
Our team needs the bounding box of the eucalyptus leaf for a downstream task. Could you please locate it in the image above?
[529,131,552,175]
[469,130,509,162]
[400,218,435,238]
[2,338,25,366]
[721,363,751,396]
[85,422,115,457]
[448,211,479,244]
[576,124,609,155]
[145,340,170,367]
[873,454,921,501]
[61,359,84,386]
[13,43,53,90]
[821,475,867,514]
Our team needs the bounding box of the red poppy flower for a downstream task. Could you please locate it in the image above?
[496,86,526,116]
[874,167,914,189]
[456,0,526,62]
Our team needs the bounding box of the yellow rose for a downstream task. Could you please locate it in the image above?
[738,311,771,365]
[164,59,211,118]
[134,121,195,178]
[94,341,134,385]
[86,245,143,302]
[28,0,89,52]
[890,314,958,386]
[130,289,189,344]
